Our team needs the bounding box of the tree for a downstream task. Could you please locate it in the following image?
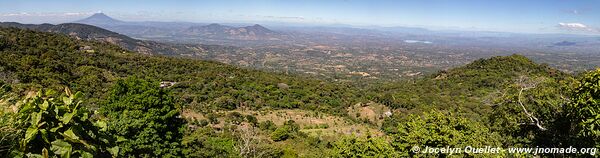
[331,136,397,158]
[100,77,185,157]
[234,125,279,158]
[567,68,600,149]
[488,75,568,147]
[393,110,502,157]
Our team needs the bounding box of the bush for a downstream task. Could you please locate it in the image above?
[207,113,219,124]
[12,89,117,157]
[270,120,300,141]
[270,126,290,142]
[100,78,185,157]
[393,110,502,157]
[227,112,244,125]
[198,119,209,127]
[567,68,600,149]
[182,127,237,158]
[245,115,258,126]
[0,106,19,157]
[259,120,276,132]
[331,136,397,157]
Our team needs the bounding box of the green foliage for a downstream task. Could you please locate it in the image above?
[331,136,397,158]
[0,27,360,116]
[245,115,258,126]
[226,112,244,125]
[393,110,501,157]
[182,127,237,158]
[270,127,291,142]
[0,96,19,157]
[100,77,185,157]
[270,120,300,141]
[0,35,9,50]
[488,76,569,147]
[13,89,117,157]
[259,120,276,132]
[567,68,600,149]
[206,113,219,124]
[1,22,594,157]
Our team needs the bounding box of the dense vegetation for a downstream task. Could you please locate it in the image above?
[0,27,360,114]
[1,27,599,157]
[100,78,185,157]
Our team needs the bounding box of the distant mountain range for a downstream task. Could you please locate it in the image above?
[73,13,283,42]
[183,23,280,40]
[0,22,229,56]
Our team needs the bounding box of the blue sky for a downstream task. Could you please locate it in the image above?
[1,0,599,34]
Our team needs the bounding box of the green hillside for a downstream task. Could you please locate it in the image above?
[0,27,359,114]
[1,27,599,157]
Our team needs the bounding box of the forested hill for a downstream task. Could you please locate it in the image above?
[0,27,359,113]
[434,54,566,89]
[0,22,138,49]
[0,25,567,115]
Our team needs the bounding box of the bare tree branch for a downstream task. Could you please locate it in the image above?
[516,76,547,131]
[234,124,270,158]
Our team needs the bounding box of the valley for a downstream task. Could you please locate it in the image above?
[70,13,600,81]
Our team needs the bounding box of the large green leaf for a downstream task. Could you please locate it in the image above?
[78,150,93,158]
[40,129,49,144]
[61,109,77,124]
[62,128,80,142]
[107,146,119,157]
[50,124,63,132]
[62,97,72,106]
[94,120,108,131]
[30,111,42,127]
[40,100,49,111]
[24,126,39,145]
[51,140,72,158]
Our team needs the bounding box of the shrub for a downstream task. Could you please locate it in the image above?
[12,89,118,157]
[567,68,600,149]
[393,110,501,157]
[245,115,258,126]
[331,136,397,158]
[100,78,185,157]
[259,120,276,132]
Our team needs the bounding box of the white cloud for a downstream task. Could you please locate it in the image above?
[558,22,587,29]
[262,15,306,21]
[0,12,92,17]
[0,12,94,24]
[557,22,599,34]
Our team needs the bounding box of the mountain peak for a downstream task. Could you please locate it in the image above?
[90,13,109,18]
[249,24,266,29]
[244,24,273,33]
[74,13,123,25]
[207,23,223,27]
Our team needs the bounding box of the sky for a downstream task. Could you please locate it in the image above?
[0,0,599,35]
